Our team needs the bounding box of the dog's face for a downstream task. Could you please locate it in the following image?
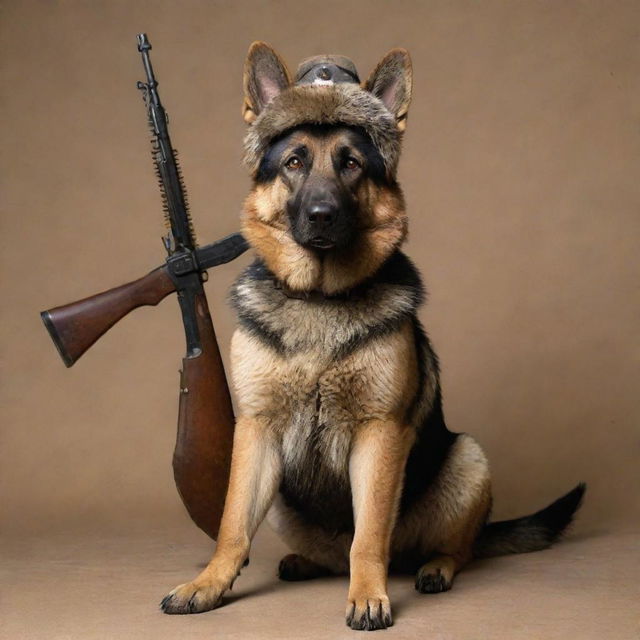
[240,44,412,294]
[256,124,387,253]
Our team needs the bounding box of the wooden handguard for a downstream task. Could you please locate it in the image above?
[174,290,234,540]
[41,266,176,367]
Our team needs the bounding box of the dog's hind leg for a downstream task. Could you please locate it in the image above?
[393,434,492,596]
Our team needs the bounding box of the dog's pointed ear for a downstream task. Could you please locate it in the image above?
[243,42,291,124]
[365,49,413,131]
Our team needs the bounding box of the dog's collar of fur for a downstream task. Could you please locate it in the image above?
[243,83,401,177]
[273,278,353,301]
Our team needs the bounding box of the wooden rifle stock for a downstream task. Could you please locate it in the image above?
[174,290,234,539]
[41,266,176,367]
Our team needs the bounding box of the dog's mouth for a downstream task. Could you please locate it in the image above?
[307,237,336,250]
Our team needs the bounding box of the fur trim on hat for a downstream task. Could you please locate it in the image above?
[243,83,401,177]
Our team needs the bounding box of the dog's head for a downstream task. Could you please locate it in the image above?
[240,43,412,294]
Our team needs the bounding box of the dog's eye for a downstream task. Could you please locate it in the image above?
[344,157,361,171]
[285,156,303,170]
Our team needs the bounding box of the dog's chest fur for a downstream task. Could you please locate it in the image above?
[229,252,424,531]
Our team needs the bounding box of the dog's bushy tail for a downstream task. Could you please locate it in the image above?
[473,483,586,559]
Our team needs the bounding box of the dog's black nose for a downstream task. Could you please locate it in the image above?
[307,203,336,226]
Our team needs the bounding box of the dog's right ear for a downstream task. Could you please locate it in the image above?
[243,42,291,124]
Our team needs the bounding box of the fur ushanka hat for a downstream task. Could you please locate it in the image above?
[242,43,413,178]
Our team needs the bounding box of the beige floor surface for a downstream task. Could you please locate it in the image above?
[2,522,638,640]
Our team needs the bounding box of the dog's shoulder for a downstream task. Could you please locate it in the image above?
[229,249,425,358]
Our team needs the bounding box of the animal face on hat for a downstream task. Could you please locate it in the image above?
[240,43,413,295]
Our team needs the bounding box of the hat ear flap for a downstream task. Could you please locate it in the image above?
[365,49,412,131]
[243,42,291,123]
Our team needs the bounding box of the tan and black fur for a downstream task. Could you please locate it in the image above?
[160,43,586,631]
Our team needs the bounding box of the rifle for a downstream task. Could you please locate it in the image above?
[40,34,248,540]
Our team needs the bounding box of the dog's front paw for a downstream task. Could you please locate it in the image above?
[160,579,225,615]
[345,594,392,631]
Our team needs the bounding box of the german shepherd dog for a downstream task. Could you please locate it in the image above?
[161,43,586,630]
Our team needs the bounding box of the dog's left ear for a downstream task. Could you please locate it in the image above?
[365,49,413,131]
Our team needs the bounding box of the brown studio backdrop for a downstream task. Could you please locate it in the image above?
[1,0,639,538]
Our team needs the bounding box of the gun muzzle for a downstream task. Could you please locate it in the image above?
[137,33,151,52]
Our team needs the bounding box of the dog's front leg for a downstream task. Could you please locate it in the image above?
[346,418,414,631]
[161,415,281,614]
